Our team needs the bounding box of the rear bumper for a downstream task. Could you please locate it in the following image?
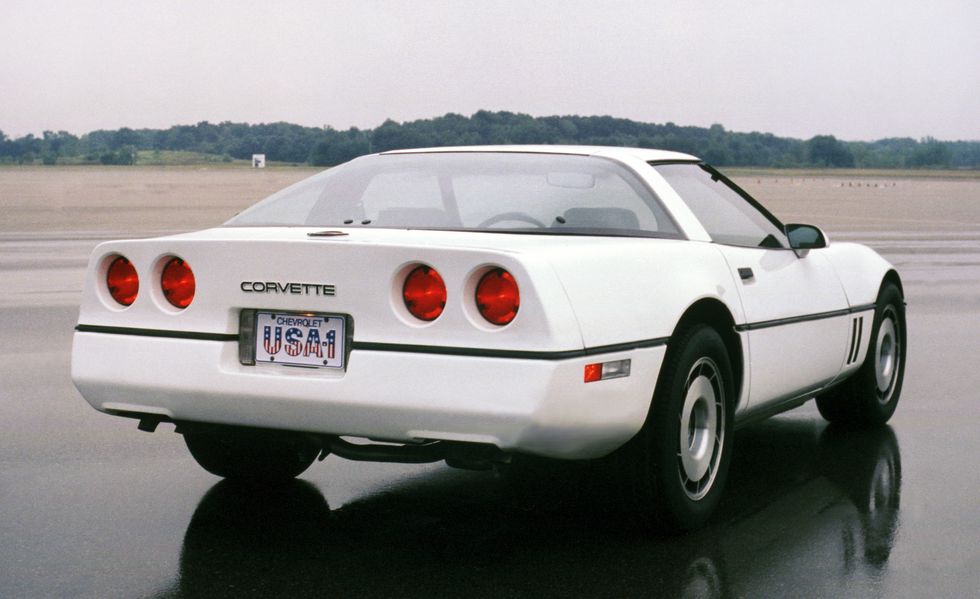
[71,332,665,459]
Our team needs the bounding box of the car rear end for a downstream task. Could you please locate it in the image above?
[71,227,666,459]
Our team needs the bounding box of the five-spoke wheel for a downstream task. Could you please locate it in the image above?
[678,357,726,501]
[614,324,734,532]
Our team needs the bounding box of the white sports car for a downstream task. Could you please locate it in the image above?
[71,146,906,530]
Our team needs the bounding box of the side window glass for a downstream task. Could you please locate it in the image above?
[653,163,787,248]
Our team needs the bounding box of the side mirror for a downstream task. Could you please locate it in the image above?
[786,223,828,258]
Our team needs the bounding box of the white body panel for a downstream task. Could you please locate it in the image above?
[72,332,666,458]
[532,239,741,348]
[70,145,900,460]
[77,227,587,351]
[72,228,702,459]
[820,242,898,306]
[717,247,850,407]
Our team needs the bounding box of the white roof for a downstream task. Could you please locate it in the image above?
[380,145,699,162]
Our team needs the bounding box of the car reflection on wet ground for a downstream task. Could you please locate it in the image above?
[0,171,977,598]
[156,421,901,598]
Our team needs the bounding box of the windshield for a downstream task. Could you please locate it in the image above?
[226,152,682,238]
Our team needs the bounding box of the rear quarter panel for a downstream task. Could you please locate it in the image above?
[542,238,744,347]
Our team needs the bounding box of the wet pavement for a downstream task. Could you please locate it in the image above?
[1,173,978,598]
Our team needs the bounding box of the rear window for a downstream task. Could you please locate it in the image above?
[226,152,682,238]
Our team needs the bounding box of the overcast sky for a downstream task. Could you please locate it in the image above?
[2,0,978,141]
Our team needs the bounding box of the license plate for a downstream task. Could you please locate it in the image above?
[252,311,346,368]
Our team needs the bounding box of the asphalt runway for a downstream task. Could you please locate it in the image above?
[1,169,978,597]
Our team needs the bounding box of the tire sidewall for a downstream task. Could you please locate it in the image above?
[649,326,735,530]
[859,284,906,424]
[184,427,318,482]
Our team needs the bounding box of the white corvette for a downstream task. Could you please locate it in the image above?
[71,146,906,530]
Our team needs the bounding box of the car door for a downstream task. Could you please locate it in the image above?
[651,163,851,410]
[716,244,850,407]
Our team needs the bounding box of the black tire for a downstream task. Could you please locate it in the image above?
[813,384,851,423]
[183,425,320,483]
[615,325,735,532]
[817,282,906,426]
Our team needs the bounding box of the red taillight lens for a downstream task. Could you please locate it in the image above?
[476,268,519,325]
[402,265,446,321]
[161,257,195,308]
[106,256,139,306]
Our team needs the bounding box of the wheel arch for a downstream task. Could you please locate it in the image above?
[668,298,745,411]
[881,269,904,299]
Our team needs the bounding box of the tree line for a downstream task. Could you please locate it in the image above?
[1,111,976,168]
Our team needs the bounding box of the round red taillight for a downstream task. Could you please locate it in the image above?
[402,265,446,321]
[106,255,139,306]
[476,268,519,325]
[161,257,195,309]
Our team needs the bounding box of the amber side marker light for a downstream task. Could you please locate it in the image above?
[161,257,195,308]
[106,255,139,306]
[584,359,631,383]
[403,265,447,321]
[475,268,520,325]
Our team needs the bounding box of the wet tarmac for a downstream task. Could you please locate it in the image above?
[1,172,978,598]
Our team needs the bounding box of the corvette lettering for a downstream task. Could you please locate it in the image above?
[241,281,336,296]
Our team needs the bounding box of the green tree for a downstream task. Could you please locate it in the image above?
[908,138,952,167]
[99,146,135,165]
[309,128,371,166]
[2,113,975,169]
[111,127,141,149]
[806,135,855,167]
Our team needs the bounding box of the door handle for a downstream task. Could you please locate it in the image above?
[738,267,754,281]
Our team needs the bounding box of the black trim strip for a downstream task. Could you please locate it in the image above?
[646,159,701,166]
[850,303,878,314]
[350,337,669,360]
[75,324,237,342]
[849,316,864,364]
[847,318,860,364]
[76,323,668,360]
[734,303,877,333]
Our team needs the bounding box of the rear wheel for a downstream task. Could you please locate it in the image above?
[183,425,320,483]
[817,282,906,426]
[615,325,735,532]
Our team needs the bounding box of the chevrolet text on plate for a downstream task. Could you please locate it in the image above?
[71,146,906,531]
